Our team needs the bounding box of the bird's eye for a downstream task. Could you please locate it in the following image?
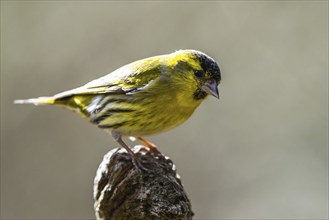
[194,70,204,78]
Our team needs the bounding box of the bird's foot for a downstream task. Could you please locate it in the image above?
[136,137,162,156]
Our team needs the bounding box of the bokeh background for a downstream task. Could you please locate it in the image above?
[1,1,328,219]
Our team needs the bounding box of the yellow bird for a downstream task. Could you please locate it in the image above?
[15,49,221,169]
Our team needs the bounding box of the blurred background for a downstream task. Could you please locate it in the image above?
[1,1,328,219]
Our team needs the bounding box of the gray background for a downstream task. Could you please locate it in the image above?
[1,1,328,219]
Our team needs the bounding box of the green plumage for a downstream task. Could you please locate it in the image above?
[15,49,221,147]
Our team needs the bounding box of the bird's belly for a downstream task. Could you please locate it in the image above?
[111,103,197,137]
[87,92,202,137]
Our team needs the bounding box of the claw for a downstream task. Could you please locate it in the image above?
[137,137,161,155]
[112,132,150,172]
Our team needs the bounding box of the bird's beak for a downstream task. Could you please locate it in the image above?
[201,80,219,99]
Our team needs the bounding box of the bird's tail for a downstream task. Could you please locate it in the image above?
[14,97,55,105]
[14,94,94,118]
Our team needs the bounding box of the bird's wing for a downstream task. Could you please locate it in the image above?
[54,56,165,99]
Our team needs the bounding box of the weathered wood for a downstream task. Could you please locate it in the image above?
[93,145,193,220]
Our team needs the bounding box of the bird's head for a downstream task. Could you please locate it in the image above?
[170,49,221,100]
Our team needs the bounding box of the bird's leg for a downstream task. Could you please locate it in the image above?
[137,137,161,155]
[112,132,145,171]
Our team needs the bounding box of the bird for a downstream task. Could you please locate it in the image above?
[15,49,221,169]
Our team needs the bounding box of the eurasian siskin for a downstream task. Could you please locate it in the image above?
[15,49,221,168]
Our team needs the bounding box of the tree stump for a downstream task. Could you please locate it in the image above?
[93,145,193,220]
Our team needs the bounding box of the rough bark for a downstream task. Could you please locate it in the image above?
[93,145,193,220]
